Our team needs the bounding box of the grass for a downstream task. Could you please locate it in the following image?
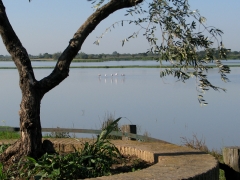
[100,112,121,140]
[0,131,20,139]
[0,126,20,139]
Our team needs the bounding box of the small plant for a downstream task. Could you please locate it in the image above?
[0,163,17,180]
[0,144,11,154]
[101,113,121,140]
[0,144,16,179]
[181,134,209,152]
[0,145,12,179]
[0,163,7,180]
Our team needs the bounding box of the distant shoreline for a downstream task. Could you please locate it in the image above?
[0,59,239,69]
[0,65,239,69]
[0,58,240,62]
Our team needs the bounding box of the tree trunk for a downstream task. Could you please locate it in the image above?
[0,79,44,163]
[0,0,143,164]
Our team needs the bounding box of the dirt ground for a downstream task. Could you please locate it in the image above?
[111,154,153,175]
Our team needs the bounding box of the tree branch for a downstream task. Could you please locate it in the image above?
[0,0,35,88]
[39,0,143,95]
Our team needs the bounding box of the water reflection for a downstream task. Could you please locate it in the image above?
[98,74,126,84]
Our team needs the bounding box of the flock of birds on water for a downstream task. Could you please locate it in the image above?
[98,73,125,77]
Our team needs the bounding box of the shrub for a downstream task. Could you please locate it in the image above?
[16,118,122,179]
[101,113,121,140]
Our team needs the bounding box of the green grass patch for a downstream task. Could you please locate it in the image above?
[0,126,20,139]
[0,131,20,139]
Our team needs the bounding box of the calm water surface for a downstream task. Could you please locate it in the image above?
[0,61,239,150]
[0,59,240,67]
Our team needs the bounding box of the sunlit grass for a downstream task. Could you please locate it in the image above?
[0,126,20,139]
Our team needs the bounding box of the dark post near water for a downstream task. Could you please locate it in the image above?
[222,146,240,179]
[121,125,137,140]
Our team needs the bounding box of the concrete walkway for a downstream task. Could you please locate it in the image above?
[0,138,219,179]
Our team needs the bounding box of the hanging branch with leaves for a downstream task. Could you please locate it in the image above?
[89,0,230,105]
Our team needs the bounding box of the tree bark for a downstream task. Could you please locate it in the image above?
[0,1,43,163]
[0,0,143,163]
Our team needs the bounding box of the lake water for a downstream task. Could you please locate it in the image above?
[1,59,240,67]
[0,61,239,150]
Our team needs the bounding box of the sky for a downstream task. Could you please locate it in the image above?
[0,0,239,55]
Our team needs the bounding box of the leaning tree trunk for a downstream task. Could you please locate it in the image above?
[0,0,143,164]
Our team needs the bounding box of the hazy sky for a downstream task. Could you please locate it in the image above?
[0,0,239,55]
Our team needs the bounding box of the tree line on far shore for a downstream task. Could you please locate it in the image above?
[1,49,240,61]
